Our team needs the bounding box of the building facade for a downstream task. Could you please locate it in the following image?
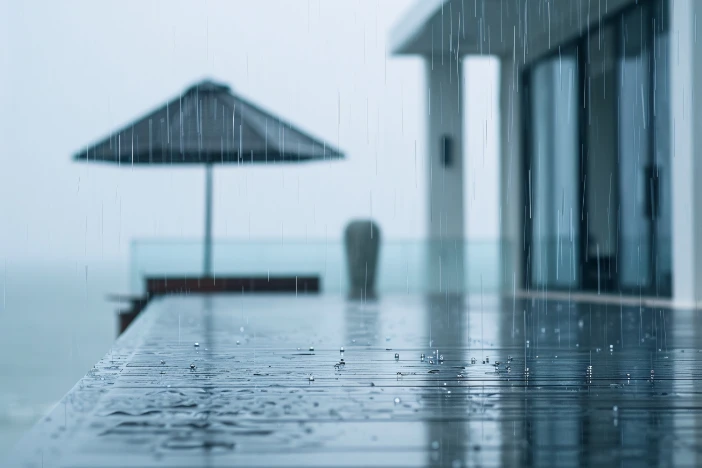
[391,0,702,305]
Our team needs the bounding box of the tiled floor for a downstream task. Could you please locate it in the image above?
[7,293,702,467]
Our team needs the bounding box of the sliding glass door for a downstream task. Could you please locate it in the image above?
[524,0,672,297]
[617,2,672,295]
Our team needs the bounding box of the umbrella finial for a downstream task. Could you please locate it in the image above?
[188,79,231,95]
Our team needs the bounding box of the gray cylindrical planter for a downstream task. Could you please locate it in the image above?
[344,220,381,300]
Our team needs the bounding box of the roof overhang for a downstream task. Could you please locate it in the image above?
[390,0,640,63]
[388,0,446,55]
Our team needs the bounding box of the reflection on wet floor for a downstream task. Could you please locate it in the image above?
[7,294,702,467]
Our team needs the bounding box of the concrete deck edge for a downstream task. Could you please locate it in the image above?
[513,289,700,310]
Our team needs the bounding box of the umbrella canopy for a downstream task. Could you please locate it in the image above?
[74,79,344,275]
[75,79,343,164]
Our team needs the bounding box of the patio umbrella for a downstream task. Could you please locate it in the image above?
[74,79,344,276]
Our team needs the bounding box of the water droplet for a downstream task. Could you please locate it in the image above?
[626,373,631,379]
[160,360,165,365]
[613,406,618,412]
[420,353,426,361]
[431,440,440,450]
[352,339,356,343]
[309,375,315,382]
[457,373,464,378]
[340,347,344,353]
[309,346,315,352]
[194,342,199,348]
[485,356,489,363]
[236,340,240,345]
[190,364,196,370]
[394,397,401,405]
[395,353,400,360]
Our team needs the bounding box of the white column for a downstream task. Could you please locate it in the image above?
[426,56,464,293]
[670,0,702,306]
[499,58,523,294]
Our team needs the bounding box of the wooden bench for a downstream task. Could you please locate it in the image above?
[111,275,320,335]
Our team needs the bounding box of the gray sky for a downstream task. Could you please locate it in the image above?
[0,0,499,263]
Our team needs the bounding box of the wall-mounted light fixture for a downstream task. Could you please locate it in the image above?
[441,135,452,168]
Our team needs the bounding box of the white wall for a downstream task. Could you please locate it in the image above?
[464,57,500,241]
[670,0,702,304]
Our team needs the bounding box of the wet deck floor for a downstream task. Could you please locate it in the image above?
[6,293,702,467]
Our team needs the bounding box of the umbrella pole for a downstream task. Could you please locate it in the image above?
[203,163,214,277]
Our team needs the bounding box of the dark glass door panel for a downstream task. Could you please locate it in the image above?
[618,5,653,291]
[584,25,618,293]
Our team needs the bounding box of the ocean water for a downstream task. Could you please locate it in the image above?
[0,260,123,456]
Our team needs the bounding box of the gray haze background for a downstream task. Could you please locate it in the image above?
[0,0,499,454]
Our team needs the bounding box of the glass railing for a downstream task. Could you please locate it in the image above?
[129,239,514,295]
[129,236,672,297]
